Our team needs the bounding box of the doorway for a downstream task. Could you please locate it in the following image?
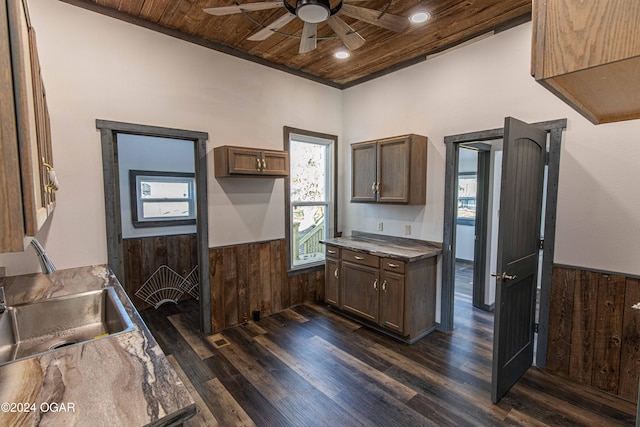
[441,119,566,369]
[454,143,498,311]
[96,120,211,334]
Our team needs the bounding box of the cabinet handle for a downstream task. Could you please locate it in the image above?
[327,249,336,254]
[354,255,365,260]
[382,280,387,292]
[371,182,376,194]
[334,267,339,279]
[256,158,261,170]
[262,158,266,169]
[388,263,400,268]
[376,182,380,193]
[373,279,378,290]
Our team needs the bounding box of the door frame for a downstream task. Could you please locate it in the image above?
[96,119,211,335]
[441,118,566,368]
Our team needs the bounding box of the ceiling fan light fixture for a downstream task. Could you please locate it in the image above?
[296,0,331,23]
[334,50,350,59]
[410,11,431,24]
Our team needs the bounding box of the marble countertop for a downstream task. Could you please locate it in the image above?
[0,265,195,426]
[322,232,442,262]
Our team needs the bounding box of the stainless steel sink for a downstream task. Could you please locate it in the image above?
[0,287,134,366]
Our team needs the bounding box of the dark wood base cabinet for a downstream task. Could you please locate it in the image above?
[325,245,437,343]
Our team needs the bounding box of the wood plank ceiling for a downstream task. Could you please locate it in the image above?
[59,0,532,88]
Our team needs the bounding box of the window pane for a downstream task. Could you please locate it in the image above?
[142,201,190,219]
[457,176,477,221]
[140,181,190,199]
[292,205,326,267]
[290,141,326,202]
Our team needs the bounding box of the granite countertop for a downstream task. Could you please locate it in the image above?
[322,231,442,262]
[0,265,195,426]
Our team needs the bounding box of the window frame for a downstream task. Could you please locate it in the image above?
[284,127,338,273]
[129,169,196,228]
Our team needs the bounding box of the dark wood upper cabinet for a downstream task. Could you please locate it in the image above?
[351,134,427,205]
[532,0,640,124]
[214,145,289,178]
[0,0,55,253]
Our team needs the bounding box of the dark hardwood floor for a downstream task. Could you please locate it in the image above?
[141,295,636,426]
[455,260,474,299]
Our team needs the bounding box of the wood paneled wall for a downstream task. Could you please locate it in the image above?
[123,233,198,310]
[547,265,640,402]
[209,239,324,332]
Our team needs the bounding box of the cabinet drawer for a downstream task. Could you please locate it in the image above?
[325,245,340,259]
[382,259,405,274]
[342,249,379,268]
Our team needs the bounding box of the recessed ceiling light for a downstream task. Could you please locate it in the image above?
[410,11,431,24]
[334,50,350,59]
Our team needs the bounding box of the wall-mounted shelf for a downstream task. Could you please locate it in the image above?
[214,145,289,178]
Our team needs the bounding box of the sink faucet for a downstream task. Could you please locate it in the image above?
[0,286,6,313]
[31,239,56,274]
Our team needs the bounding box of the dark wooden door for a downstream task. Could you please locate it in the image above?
[351,141,377,202]
[325,257,340,307]
[491,117,547,403]
[377,137,410,203]
[341,262,379,322]
[380,270,405,333]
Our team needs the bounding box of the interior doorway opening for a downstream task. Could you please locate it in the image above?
[96,120,211,334]
[441,118,567,372]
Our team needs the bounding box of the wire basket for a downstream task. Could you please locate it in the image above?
[181,265,200,300]
[135,265,186,309]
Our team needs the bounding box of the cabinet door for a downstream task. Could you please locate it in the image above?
[325,257,340,307]
[341,262,379,323]
[377,137,410,203]
[261,150,289,176]
[227,148,262,175]
[351,141,377,202]
[380,271,405,334]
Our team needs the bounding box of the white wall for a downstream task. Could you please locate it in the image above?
[117,134,196,239]
[0,0,342,275]
[342,22,640,320]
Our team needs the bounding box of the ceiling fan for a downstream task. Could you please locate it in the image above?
[203,0,410,54]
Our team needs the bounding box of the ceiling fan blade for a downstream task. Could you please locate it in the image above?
[203,1,283,16]
[326,15,365,51]
[340,4,410,32]
[299,22,317,53]
[247,12,296,41]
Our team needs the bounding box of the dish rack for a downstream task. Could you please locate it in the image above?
[181,265,200,300]
[135,265,187,309]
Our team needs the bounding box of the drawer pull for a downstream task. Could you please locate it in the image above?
[256,158,261,170]
[373,279,378,290]
[388,263,400,268]
[334,267,339,279]
[328,249,336,254]
[262,158,267,169]
[382,280,387,292]
[354,255,365,260]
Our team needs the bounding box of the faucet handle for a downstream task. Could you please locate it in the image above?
[0,286,6,313]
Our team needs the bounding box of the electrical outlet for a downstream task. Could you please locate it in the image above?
[405,225,412,235]
[377,222,383,231]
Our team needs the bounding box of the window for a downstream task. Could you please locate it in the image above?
[457,172,477,225]
[129,170,196,228]
[285,127,337,271]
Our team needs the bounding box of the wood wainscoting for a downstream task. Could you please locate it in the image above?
[209,239,324,333]
[547,264,640,402]
[123,233,198,310]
